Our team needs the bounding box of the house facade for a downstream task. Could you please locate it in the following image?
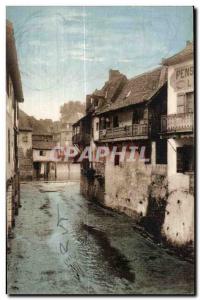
[6,20,24,244]
[73,44,195,248]
[161,41,194,245]
[18,128,33,180]
[73,67,168,232]
[53,113,83,147]
[32,133,56,180]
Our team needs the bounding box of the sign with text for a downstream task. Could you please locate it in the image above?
[171,64,194,92]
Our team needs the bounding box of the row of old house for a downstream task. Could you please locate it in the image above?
[6,21,55,244]
[72,41,194,247]
[6,20,24,248]
[6,20,81,249]
[18,108,82,182]
[18,127,80,182]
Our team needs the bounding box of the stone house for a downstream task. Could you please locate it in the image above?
[18,127,33,180]
[73,67,168,229]
[32,133,56,180]
[6,20,24,243]
[161,41,194,245]
[73,49,195,248]
[53,113,83,147]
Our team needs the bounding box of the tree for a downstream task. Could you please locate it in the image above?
[60,101,85,123]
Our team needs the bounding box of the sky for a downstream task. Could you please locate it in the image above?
[6,6,193,121]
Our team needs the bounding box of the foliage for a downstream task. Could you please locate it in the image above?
[60,101,85,122]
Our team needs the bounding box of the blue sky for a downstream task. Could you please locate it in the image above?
[7,6,193,120]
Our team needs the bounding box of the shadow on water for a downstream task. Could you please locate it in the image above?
[82,224,135,283]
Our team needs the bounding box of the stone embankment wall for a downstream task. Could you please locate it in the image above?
[80,161,194,247]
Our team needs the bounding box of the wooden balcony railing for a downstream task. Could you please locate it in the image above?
[161,113,194,133]
[72,132,90,145]
[99,123,148,140]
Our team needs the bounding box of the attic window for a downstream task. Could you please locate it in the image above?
[94,99,98,107]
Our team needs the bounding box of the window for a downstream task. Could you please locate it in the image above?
[177,94,185,114]
[106,117,111,128]
[114,154,120,166]
[94,99,98,107]
[114,146,121,166]
[113,115,119,128]
[133,108,143,124]
[177,146,194,173]
[177,92,194,114]
[8,129,10,163]
[156,140,167,164]
[39,150,46,156]
[186,92,194,113]
[22,134,28,143]
[96,122,99,131]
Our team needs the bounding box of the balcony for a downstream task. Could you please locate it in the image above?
[99,123,148,141]
[72,132,90,145]
[161,112,193,134]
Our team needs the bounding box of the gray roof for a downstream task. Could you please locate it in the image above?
[96,67,167,114]
[32,141,56,150]
[162,41,193,66]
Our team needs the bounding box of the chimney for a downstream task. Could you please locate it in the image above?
[86,95,92,111]
[109,69,121,81]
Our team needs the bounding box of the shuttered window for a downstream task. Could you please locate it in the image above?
[186,92,194,113]
[177,94,185,114]
[177,92,194,114]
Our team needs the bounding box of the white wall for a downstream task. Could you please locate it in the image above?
[168,137,193,176]
[33,149,53,162]
[167,59,193,115]
[167,58,194,178]
[51,163,80,181]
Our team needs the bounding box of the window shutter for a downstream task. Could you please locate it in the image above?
[177,94,185,114]
[186,92,194,113]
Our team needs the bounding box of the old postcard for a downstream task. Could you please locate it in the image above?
[6,6,195,295]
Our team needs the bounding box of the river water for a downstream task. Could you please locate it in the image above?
[7,181,194,295]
